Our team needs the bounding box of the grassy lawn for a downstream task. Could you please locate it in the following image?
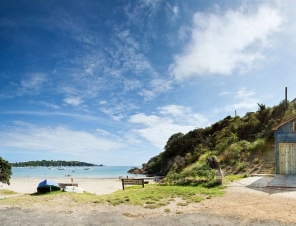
[224,174,248,184]
[0,189,18,196]
[0,184,225,209]
[71,184,225,208]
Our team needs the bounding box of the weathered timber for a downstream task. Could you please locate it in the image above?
[58,183,78,189]
[121,179,144,190]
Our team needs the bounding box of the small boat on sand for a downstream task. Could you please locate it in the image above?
[64,186,83,193]
[37,179,60,193]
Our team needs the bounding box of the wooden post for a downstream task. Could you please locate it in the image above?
[216,168,223,185]
[122,179,125,190]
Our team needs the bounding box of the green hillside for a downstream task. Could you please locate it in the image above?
[140,99,296,178]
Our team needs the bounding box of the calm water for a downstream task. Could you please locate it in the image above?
[12,166,141,179]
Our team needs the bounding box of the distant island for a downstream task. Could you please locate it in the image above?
[11,160,103,167]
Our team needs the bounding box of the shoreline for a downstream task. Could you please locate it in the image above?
[0,177,124,195]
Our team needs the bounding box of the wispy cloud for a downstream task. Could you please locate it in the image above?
[170,5,283,79]
[0,111,99,121]
[13,73,48,97]
[139,78,173,100]
[109,28,158,78]
[100,101,138,122]
[21,74,47,89]
[39,101,60,109]
[63,97,83,106]
[99,100,107,105]
[124,0,162,29]
[219,91,229,96]
[166,3,180,26]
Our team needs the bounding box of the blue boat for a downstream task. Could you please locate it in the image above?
[37,179,60,193]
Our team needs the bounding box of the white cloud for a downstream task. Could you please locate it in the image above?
[95,128,117,138]
[129,113,161,126]
[99,100,107,105]
[214,88,258,114]
[171,5,283,79]
[235,88,255,100]
[63,97,83,106]
[129,105,209,149]
[138,90,155,101]
[0,124,124,156]
[219,91,229,96]
[158,105,187,117]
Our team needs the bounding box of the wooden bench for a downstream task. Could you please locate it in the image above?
[58,183,78,189]
[121,179,144,190]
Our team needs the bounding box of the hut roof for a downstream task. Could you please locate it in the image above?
[272,115,296,131]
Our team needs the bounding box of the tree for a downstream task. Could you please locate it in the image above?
[0,157,12,185]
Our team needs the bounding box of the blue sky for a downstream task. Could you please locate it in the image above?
[1,0,296,166]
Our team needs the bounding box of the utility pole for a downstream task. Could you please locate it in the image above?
[285,87,288,112]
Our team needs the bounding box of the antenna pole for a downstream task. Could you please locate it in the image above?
[285,87,288,111]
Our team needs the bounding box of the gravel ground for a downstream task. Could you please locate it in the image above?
[0,207,293,226]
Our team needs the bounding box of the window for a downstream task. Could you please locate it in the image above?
[293,122,296,132]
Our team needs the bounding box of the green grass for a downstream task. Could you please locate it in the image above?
[0,184,225,210]
[87,184,224,207]
[224,174,248,184]
[0,189,18,195]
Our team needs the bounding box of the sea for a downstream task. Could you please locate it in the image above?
[11,166,142,179]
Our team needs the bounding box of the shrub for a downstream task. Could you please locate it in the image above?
[253,157,259,164]
[250,138,266,152]
[236,162,249,171]
[192,165,216,181]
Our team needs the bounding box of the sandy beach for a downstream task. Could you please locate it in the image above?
[0,177,123,195]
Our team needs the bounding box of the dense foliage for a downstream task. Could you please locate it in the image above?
[11,160,101,167]
[142,99,296,177]
[0,157,12,185]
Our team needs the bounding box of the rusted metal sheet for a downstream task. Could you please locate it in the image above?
[279,143,296,174]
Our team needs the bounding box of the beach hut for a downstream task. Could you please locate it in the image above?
[37,179,60,193]
[272,115,296,174]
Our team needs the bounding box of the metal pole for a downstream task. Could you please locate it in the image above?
[285,87,288,111]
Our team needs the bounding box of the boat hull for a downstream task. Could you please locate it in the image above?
[64,186,83,193]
